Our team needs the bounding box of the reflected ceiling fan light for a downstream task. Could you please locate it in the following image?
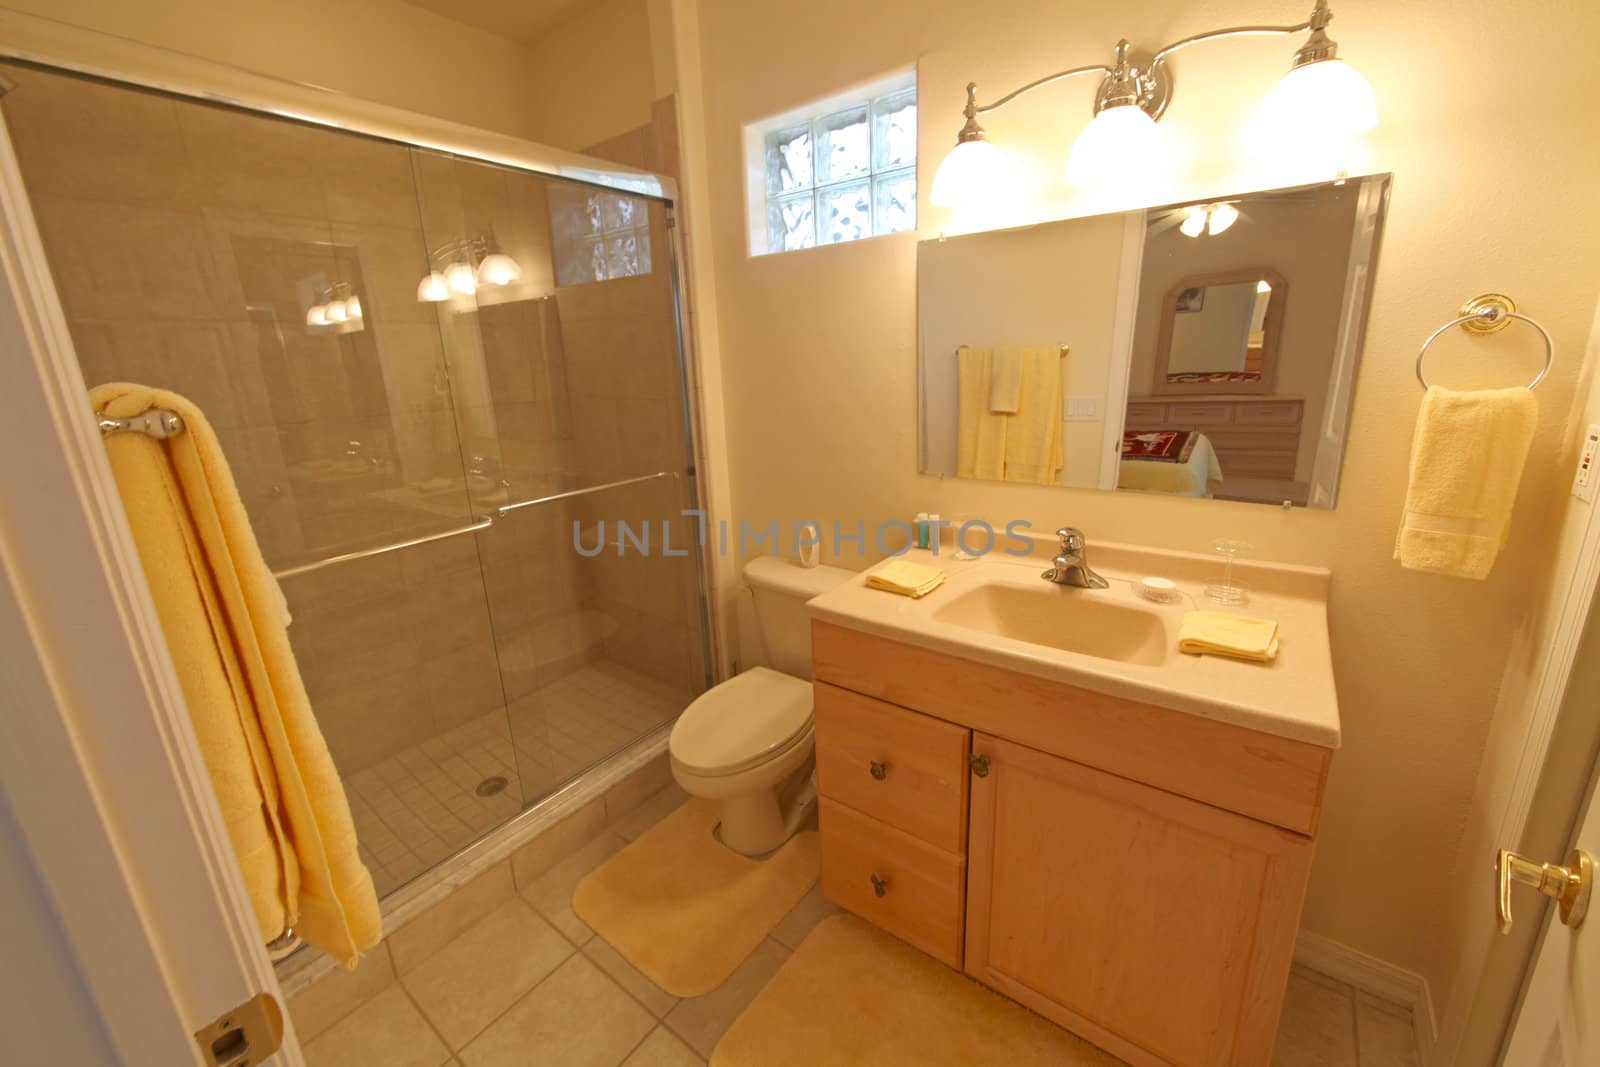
[344,295,363,320]
[305,304,328,326]
[1179,207,1208,238]
[475,253,523,287]
[1207,202,1240,234]
[1064,103,1165,186]
[416,271,449,302]
[444,262,478,295]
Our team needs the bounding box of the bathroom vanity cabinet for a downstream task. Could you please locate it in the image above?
[811,620,1333,1067]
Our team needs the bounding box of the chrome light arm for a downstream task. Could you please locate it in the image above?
[972,64,1112,116]
[1149,21,1312,66]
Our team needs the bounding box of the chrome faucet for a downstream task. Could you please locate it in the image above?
[1042,527,1109,588]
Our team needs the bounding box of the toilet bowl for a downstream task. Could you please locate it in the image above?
[668,556,853,856]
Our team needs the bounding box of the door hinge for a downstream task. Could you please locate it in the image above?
[194,993,284,1067]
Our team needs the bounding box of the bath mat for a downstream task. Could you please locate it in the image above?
[572,798,818,997]
[710,914,1120,1066]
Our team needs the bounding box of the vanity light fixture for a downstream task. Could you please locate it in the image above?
[930,0,1376,206]
[417,231,525,303]
[305,282,365,333]
[1178,201,1241,237]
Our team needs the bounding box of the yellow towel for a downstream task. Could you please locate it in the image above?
[1395,385,1538,580]
[866,559,947,598]
[90,383,380,967]
[957,347,1007,480]
[988,347,1022,413]
[1003,345,1065,485]
[1178,611,1280,663]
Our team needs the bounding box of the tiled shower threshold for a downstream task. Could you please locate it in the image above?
[276,723,671,998]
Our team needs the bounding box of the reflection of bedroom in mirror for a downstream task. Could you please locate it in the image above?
[918,173,1390,508]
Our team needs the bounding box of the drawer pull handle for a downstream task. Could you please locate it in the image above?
[869,760,888,780]
[870,874,889,897]
[969,754,990,778]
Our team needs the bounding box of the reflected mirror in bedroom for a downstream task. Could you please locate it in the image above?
[917,173,1390,508]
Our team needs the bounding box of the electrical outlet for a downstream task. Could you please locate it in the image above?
[1064,396,1100,422]
[1573,423,1600,502]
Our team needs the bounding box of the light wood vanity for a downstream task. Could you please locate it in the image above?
[808,548,1338,1067]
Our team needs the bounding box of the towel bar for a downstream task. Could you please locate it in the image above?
[1416,293,1554,392]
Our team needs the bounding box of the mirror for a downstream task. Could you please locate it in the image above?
[918,174,1390,508]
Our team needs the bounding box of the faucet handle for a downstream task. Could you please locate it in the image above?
[1056,527,1086,552]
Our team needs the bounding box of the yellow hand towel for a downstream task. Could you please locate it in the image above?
[1178,611,1280,663]
[1003,345,1066,486]
[988,347,1023,413]
[866,559,947,598]
[957,347,1007,480]
[1395,385,1537,579]
[91,383,380,967]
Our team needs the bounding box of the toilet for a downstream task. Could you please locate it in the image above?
[669,555,853,855]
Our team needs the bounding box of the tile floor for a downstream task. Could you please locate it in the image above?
[346,661,690,895]
[295,784,1422,1067]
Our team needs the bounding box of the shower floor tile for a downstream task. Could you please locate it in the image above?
[346,659,691,897]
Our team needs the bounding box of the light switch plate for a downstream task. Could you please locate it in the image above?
[1064,396,1100,422]
[1573,423,1600,502]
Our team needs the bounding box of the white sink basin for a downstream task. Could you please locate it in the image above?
[931,581,1170,666]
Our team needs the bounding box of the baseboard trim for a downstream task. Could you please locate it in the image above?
[1294,930,1437,1064]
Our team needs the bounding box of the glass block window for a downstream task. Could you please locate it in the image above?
[749,75,915,255]
[547,183,653,287]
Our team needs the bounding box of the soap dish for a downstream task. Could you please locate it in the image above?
[1136,576,1183,604]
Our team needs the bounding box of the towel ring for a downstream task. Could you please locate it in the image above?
[1416,294,1554,392]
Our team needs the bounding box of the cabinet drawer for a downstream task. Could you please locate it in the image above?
[1167,402,1233,426]
[1124,402,1167,426]
[814,682,970,853]
[1234,402,1302,426]
[820,798,965,968]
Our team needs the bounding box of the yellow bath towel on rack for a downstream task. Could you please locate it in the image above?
[90,383,380,966]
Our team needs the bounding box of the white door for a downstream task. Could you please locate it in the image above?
[0,107,299,1064]
[1500,757,1600,1065]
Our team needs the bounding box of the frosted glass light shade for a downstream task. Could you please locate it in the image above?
[1179,208,1207,238]
[476,253,523,287]
[444,262,477,295]
[1065,104,1165,186]
[930,138,1007,209]
[416,272,449,302]
[1207,202,1239,234]
[1249,59,1377,153]
[305,304,328,326]
[325,299,348,323]
[344,295,363,320]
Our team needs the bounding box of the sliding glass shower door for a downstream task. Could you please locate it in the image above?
[1,60,711,901]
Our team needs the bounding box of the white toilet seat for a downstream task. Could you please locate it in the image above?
[669,667,813,777]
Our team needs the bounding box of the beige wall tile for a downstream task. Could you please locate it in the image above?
[301,984,449,1067]
[402,900,573,1050]
[457,953,653,1067]
[610,785,690,842]
[387,861,515,972]
[509,797,607,889]
[603,755,674,825]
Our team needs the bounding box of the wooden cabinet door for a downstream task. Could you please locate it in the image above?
[965,733,1314,1067]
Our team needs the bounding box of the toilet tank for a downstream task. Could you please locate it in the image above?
[743,556,854,680]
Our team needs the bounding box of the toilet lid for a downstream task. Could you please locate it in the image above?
[671,667,813,776]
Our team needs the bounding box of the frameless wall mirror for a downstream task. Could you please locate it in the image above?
[918,173,1389,508]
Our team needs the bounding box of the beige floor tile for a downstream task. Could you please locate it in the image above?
[521,831,629,945]
[403,899,574,1050]
[302,985,450,1067]
[622,1026,705,1067]
[1273,970,1358,1067]
[288,943,396,1043]
[1355,991,1419,1067]
[610,784,690,842]
[388,861,516,973]
[458,953,654,1067]
[661,938,790,1059]
[510,796,608,888]
[768,884,842,951]
[583,937,680,1018]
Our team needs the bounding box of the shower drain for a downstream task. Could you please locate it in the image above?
[475,776,509,797]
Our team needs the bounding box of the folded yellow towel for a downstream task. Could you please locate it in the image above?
[91,383,380,967]
[1395,385,1537,580]
[866,559,947,598]
[1178,611,1280,663]
[957,347,1007,480]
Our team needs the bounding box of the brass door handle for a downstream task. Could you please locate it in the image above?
[1497,848,1593,934]
[969,754,990,777]
[870,873,888,897]
[869,760,888,780]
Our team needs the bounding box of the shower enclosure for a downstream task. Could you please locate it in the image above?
[1,62,711,899]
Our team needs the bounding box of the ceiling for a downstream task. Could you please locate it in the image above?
[407,0,589,43]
